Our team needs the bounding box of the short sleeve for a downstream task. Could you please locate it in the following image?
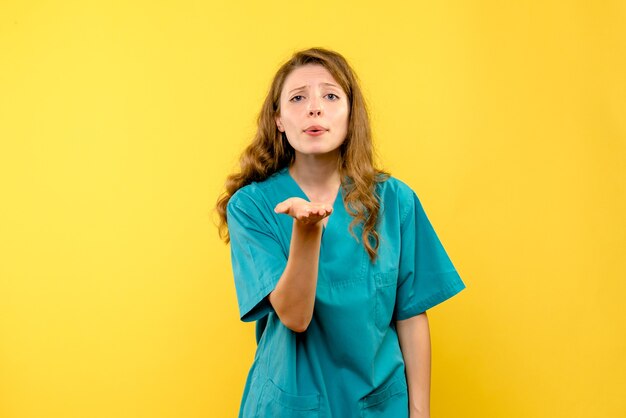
[395,191,466,320]
[227,189,287,322]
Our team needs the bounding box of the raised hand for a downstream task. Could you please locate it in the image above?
[274,197,333,226]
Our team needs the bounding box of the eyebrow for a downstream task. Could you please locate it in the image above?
[288,83,340,95]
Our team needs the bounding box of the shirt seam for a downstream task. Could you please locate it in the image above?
[396,275,466,319]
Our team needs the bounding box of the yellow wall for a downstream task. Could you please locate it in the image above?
[1,1,624,417]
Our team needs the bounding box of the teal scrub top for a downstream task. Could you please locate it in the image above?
[227,167,466,418]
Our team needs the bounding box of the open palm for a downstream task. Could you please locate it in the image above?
[274,197,333,225]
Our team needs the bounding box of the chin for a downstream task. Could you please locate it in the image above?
[295,143,342,155]
[297,150,341,158]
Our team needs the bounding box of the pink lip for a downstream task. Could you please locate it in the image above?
[304,125,328,136]
[304,130,326,136]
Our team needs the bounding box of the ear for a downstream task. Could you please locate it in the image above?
[275,115,284,132]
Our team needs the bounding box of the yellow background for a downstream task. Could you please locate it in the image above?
[1,0,625,417]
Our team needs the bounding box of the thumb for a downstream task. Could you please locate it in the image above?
[274,200,293,214]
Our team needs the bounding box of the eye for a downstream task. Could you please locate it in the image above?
[326,93,339,100]
[290,95,304,102]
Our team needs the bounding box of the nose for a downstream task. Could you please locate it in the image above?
[308,95,322,116]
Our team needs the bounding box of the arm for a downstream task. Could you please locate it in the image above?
[268,198,332,333]
[397,312,431,418]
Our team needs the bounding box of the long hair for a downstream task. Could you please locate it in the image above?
[215,47,389,261]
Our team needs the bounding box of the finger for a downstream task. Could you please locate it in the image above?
[311,207,324,216]
[293,207,309,220]
[306,207,326,219]
[317,208,329,217]
[274,201,292,214]
[317,206,332,217]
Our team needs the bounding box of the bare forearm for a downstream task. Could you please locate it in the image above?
[268,219,322,332]
[397,312,431,417]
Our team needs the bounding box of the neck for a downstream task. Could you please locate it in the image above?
[289,151,342,196]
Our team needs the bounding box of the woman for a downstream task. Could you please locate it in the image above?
[216,47,466,418]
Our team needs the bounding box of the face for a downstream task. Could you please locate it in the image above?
[275,64,349,158]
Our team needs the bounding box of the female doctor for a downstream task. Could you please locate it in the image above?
[216,47,466,418]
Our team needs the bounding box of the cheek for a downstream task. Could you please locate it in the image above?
[280,109,299,129]
[332,108,349,128]
[335,104,349,119]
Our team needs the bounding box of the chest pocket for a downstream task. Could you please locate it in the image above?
[374,268,399,331]
[256,377,321,418]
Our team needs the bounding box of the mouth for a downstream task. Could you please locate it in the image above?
[304,125,328,134]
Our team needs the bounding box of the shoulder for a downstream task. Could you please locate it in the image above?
[376,174,417,204]
[228,182,260,210]
[227,169,287,215]
[375,175,423,225]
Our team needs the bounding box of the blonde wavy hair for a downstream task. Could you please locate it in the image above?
[216,47,389,261]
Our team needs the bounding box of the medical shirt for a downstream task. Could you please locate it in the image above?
[227,167,466,418]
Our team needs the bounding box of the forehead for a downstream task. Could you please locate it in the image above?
[282,64,341,92]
